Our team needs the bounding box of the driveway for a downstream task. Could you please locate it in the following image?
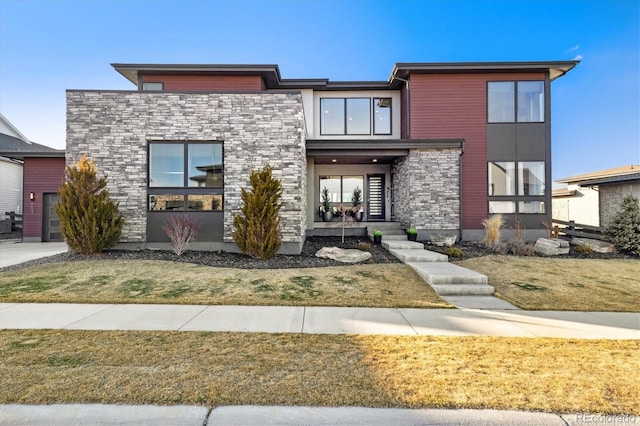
[0,242,68,268]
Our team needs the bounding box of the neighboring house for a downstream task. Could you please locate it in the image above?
[65,60,578,254]
[0,113,65,241]
[554,165,640,228]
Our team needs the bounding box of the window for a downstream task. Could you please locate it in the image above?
[320,98,392,135]
[320,175,364,203]
[488,162,516,196]
[142,82,163,91]
[148,142,223,211]
[518,161,545,195]
[374,98,391,134]
[488,81,544,123]
[488,161,546,214]
[518,81,544,122]
[488,82,514,123]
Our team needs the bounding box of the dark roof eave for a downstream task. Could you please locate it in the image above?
[390,60,580,85]
[0,151,65,160]
[306,139,464,152]
[577,173,640,187]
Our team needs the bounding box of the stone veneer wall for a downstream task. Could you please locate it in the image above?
[599,183,640,227]
[66,91,307,249]
[392,148,461,233]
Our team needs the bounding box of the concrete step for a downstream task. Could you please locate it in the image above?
[389,249,448,263]
[440,295,519,309]
[406,262,488,285]
[382,241,424,250]
[380,235,407,241]
[430,284,495,296]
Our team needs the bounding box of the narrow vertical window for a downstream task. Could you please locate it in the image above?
[518,161,545,195]
[374,98,391,135]
[346,98,370,135]
[488,162,516,196]
[518,81,544,122]
[149,144,183,187]
[320,99,345,135]
[488,82,515,123]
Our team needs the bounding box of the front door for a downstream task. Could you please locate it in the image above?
[366,174,385,221]
[42,193,62,242]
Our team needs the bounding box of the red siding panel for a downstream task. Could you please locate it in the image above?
[22,157,65,239]
[409,72,544,229]
[141,74,263,91]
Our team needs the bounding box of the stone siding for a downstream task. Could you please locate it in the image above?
[66,91,307,246]
[392,148,461,231]
[599,183,640,227]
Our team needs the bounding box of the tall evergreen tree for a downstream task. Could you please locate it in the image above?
[233,164,282,259]
[56,155,124,254]
[604,194,640,254]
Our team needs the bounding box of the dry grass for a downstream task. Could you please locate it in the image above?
[1,330,638,414]
[455,256,640,311]
[0,260,449,308]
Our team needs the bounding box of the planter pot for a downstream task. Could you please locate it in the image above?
[354,211,364,222]
[373,235,382,244]
[407,233,417,242]
[322,211,334,222]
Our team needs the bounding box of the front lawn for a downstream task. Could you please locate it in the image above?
[455,256,640,311]
[1,330,638,414]
[0,260,449,308]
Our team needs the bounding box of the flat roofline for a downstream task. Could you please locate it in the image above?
[112,60,579,90]
[0,151,65,160]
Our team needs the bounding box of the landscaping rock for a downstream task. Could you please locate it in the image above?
[571,237,616,254]
[534,238,570,256]
[315,247,372,263]
[430,234,457,247]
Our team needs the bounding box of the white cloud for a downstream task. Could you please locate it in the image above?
[566,45,580,53]
[573,54,583,61]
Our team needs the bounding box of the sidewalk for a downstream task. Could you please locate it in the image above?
[1,303,638,338]
[4,404,629,425]
[0,242,68,269]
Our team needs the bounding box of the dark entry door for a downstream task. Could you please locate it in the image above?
[43,193,62,242]
[366,174,385,221]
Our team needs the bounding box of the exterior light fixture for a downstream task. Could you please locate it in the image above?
[29,192,35,201]
[372,158,378,163]
[331,159,337,163]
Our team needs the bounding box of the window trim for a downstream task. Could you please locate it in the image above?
[487,80,545,124]
[487,161,546,215]
[320,97,392,136]
[148,141,224,212]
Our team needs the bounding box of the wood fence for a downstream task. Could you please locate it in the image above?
[4,211,23,231]
[552,219,604,241]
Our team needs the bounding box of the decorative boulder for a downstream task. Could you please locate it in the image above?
[430,234,457,247]
[534,238,570,256]
[315,247,372,263]
[571,237,616,254]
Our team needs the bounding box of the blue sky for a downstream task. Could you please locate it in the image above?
[1,0,638,182]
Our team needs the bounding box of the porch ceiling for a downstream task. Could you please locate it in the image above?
[306,138,464,165]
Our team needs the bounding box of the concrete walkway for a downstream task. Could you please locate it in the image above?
[1,303,638,338]
[0,241,68,268]
[3,404,627,425]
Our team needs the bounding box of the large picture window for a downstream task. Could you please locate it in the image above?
[148,142,223,211]
[488,161,545,214]
[320,175,364,203]
[488,81,544,123]
[320,98,392,136]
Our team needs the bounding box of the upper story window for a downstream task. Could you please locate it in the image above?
[142,82,164,91]
[321,97,392,136]
[488,81,544,123]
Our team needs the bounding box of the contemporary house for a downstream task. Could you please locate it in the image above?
[66,60,578,253]
[0,113,65,241]
[554,165,640,228]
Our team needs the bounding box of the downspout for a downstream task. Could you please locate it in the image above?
[391,75,411,138]
[459,140,465,242]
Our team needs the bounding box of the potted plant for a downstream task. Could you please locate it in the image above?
[321,187,333,222]
[373,229,382,244]
[351,186,364,222]
[406,228,418,241]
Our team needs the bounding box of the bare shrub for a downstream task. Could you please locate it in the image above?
[163,214,199,256]
[357,242,371,252]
